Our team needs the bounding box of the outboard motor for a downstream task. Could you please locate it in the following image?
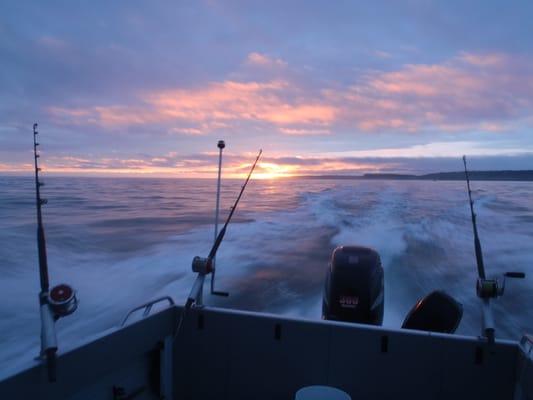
[322,246,384,325]
[402,290,463,334]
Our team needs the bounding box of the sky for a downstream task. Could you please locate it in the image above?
[1,0,533,178]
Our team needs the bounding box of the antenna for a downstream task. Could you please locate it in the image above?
[174,149,262,338]
[463,156,524,344]
[32,124,78,382]
[211,140,226,297]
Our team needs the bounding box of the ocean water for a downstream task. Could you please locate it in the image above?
[0,176,532,376]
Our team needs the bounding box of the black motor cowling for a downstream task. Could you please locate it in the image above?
[322,246,384,325]
[402,290,463,334]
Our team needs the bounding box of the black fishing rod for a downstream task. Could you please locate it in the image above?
[34,123,51,292]
[32,124,78,382]
[208,149,262,263]
[462,155,525,344]
[33,123,57,381]
[462,156,486,280]
[174,149,262,338]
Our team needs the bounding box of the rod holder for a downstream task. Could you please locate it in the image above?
[211,140,226,296]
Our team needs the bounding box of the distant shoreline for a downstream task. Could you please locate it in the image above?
[1,170,533,181]
[296,170,533,182]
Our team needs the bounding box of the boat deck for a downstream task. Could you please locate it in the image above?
[1,305,532,400]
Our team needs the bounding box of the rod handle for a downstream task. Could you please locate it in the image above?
[505,272,525,279]
[46,348,57,382]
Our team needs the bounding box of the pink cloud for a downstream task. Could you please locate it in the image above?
[49,79,336,132]
[329,52,533,132]
[5,153,388,178]
[459,52,508,67]
[47,52,533,135]
[146,80,336,126]
[4,140,532,177]
[279,127,331,135]
[246,52,287,67]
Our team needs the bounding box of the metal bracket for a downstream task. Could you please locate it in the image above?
[121,296,175,327]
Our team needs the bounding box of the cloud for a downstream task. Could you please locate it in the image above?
[148,80,335,126]
[1,153,381,177]
[246,52,287,68]
[320,140,533,158]
[279,128,330,136]
[37,36,68,51]
[45,52,533,138]
[458,52,507,67]
[373,50,393,59]
[326,52,533,132]
[4,145,531,178]
[48,79,337,134]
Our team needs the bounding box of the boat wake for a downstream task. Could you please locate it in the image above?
[0,177,532,377]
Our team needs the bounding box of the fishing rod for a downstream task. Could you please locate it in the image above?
[174,149,262,338]
[206,149,262,265]
[33,123,57,381]
[462,156,524,344]
[32,123,78,382]
[463,156,486,280]
[34,123,50,292]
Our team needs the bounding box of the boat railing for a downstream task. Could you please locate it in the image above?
[121,296,175,327]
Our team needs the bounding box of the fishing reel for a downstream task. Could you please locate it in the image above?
[192,256,213,275]
[48,283,78,319]
[191,256,229,298]
[476,272,525,299]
